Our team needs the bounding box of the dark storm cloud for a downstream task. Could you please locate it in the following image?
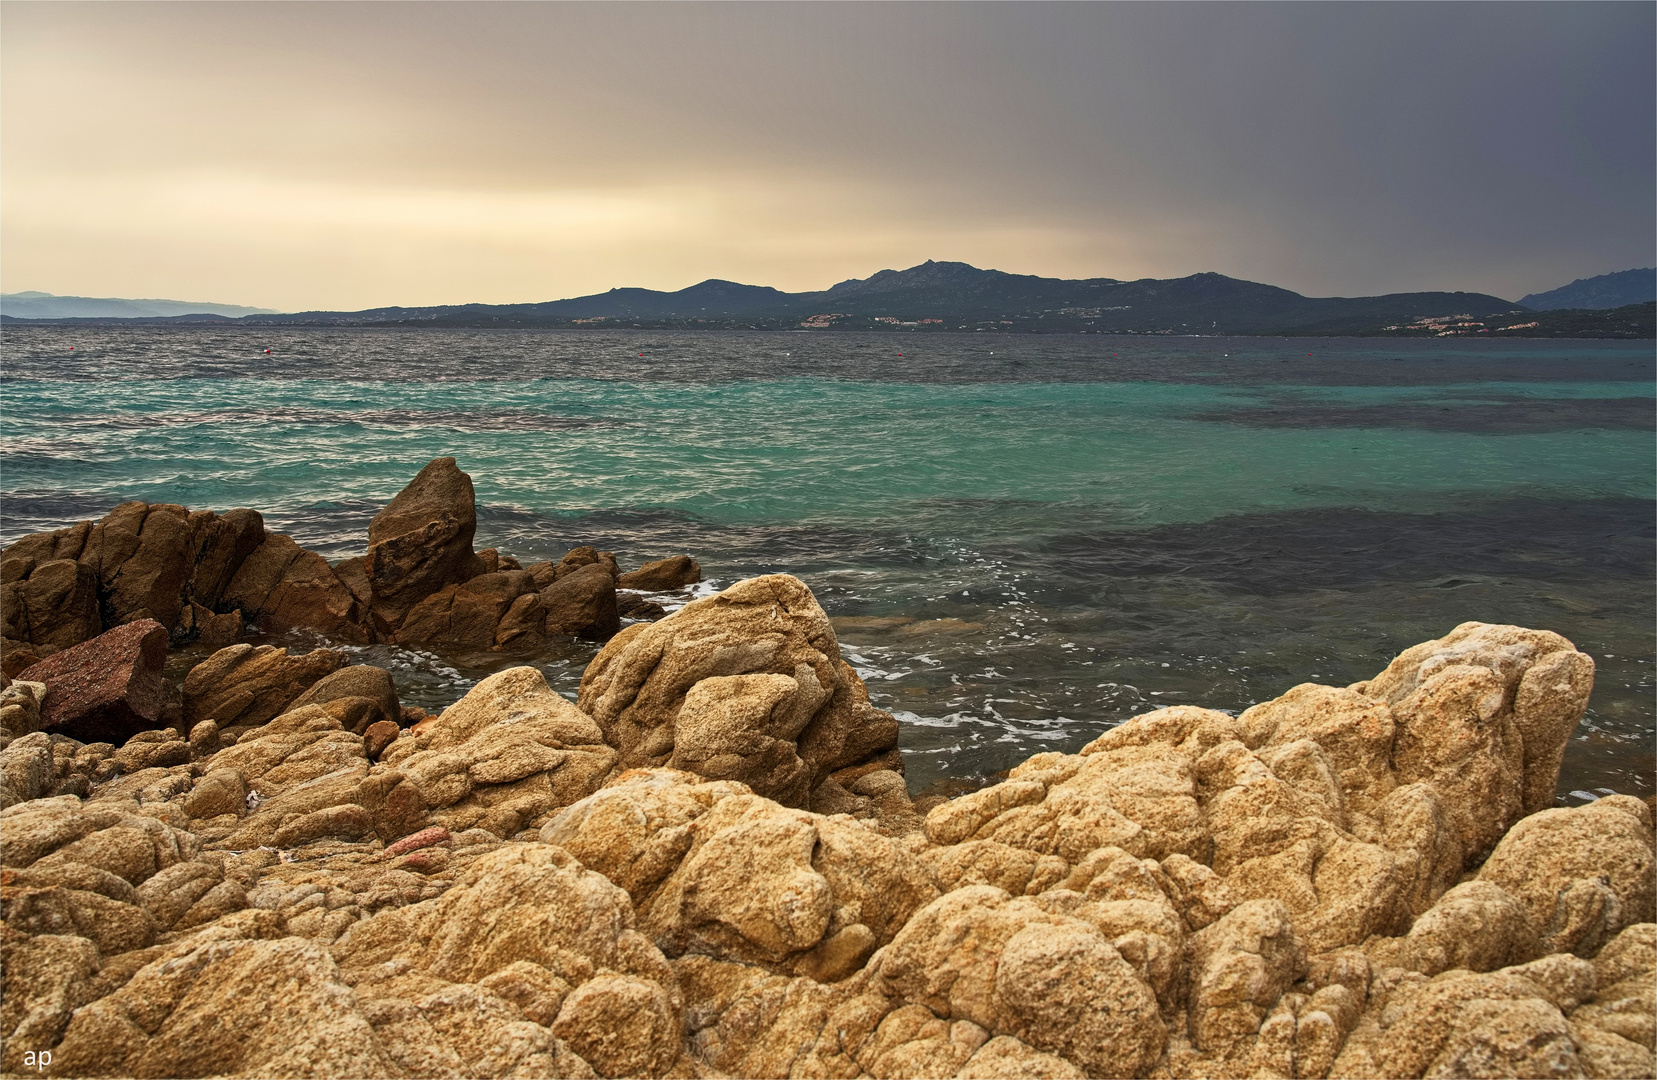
[3,2,1651,309]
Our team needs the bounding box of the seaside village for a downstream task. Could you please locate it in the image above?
[0,457,1651,1080]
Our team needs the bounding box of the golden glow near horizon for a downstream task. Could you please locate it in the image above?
[3,3,1652,311]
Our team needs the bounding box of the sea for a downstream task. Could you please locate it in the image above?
[2,325,1652,802]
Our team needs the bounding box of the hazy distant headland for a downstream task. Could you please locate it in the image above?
[0,291,278,320]
[5,262,1653,337]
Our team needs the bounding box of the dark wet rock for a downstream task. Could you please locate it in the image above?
[14,621,172,745]
[78,502,195,631]
[221,532,370,642]
[618,555,702,591]
[183,506,267,609]
[0,560,101,655]
[395,570,537,648]
[617,592,669,621]
[542,563,621,640]
[365,457,487,630]
[176,601,243,649]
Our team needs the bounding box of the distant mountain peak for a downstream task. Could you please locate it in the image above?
[1520,268,1656,311]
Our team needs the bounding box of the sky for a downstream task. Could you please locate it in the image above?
[3,2,1653,311]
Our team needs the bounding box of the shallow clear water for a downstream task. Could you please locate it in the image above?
[3,326,1652,800]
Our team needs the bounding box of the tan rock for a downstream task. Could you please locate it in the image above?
[580,574,900,808]
[53,932,394,1078]
[642,787,938,969]
[1478,795,1656,956]
[203,704,369,798]
[355,770,429,844]
[956,1034,1086,1079]
[0,733,53,808]
[357,979,598,1079]
[216,766,369,849]
[1184,899,1306,1061]
[0,928,99,1074]
[540,769,722,900]
[182,642,346,729]
[928,740,1207,863]
[389,666,617,829]
[1360,621,1594,858]
[668,673,816,804]
[876,885,1165,1077]
[0,680,46,741]
[1330,962,1593,1079]
[553,973,683,1078]
[281,664,400,733]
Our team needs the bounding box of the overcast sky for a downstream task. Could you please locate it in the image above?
[3,2,1652,310]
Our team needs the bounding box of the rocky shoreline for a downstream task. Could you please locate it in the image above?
[1,461,1652,1079]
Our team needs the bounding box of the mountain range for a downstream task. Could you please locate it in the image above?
[0,291,276,320]
[4,263,1653,337]
[1518,268,1656,311]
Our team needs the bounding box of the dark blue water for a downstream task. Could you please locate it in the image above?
[3,326,1652,800]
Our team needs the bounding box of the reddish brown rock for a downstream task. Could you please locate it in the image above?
[363,720,401,760]
[221,532,369,642]
[542,563,621,640]
[383,825,451,857]
[1,559,101,652]
[395,571,537,647]
[182,506,266,608]
[364,457,487,629]
[618,555,702,591]
[14,620,171,745]
[0,520,92,571]
[77,502,196,630]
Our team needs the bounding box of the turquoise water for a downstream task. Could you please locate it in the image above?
[3,327,1652,799]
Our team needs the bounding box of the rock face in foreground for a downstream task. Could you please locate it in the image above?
[0,599,1651,1080]
[579,573,903,811]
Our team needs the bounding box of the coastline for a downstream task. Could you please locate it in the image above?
[2,459,1654,1078]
